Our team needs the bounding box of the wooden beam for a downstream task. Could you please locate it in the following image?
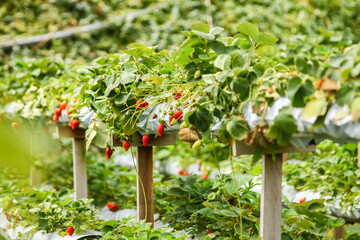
[112,132,176,147]
[233,139,316,156]
[56,125,85,139]
[333,226,345,239]
[260,153,283,240]
[136,146,154,226]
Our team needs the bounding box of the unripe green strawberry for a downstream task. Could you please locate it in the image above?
[170,118,178,125]
[114,87,120,93]
[192,140,202,148]
[180,122,188,129]
[194,70,201,79]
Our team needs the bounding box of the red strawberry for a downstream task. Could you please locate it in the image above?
[208,231,214,234]
[136,100,143,110]
[105,148,113,159]
[202,173,208,179]
[123,141,131,152]
[52,115,58,123]
[143,102,149,107]
[55,108,62,118]
[67,227,74,236]
[299,198,305,203]
[174,91,183,100]
[115,137,120,142]
[157,123,164,136]
[152,113,157,119]
[142,135,149,146]
[71,120,80,130]
[182,171,189,176]
[106,202,118,212]
[59,102,67,110]
[173,110,183,120]
[69,119,74,128]
[178,169,184,175]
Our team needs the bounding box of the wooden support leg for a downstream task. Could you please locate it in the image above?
[73,137,87,200]
[136,146,154,226]
[334,226,345,239]
[260,153,283,240]
[30,166,42,186]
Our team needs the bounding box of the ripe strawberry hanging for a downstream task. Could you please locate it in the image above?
[105,148,113,159]
[114,137,120,142]
[136,100,143,110]
[173,110,183,120]
[174,91,183,100]
[55,108,62,118]
[157,123,164,136]
[142,135,149,146]
[72,120,80,130]
[123,141,131,152]
[106,202,118,212]
[202,173,208,179]
[152,113,157,119]
[52,115,58,123]
[69,119,74,128]
[178,169,184,175]
[299,198,306,203]
[67,226,74,236]
[182,171,189,176]
[59,102,67,110]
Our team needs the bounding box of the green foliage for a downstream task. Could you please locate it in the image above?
[100,218,190,240]
[283,140,360,211]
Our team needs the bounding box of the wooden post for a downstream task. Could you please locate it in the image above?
[333,226,345,239]
[112,133,176,226]
[73,137,87,200]
[56,126,87,200]
[30,166,42,186]
[260,153,283,240]
[136,146,154,225]
[232,140,315,239]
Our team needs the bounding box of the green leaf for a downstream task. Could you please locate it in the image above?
[337,85,355,106]
[295,58,309,74]
[190,23,210,33]
[302,97,328,120]
[287,77,314,107]
[256,32,278,46]
[329,217,345,227]
[119,72,136,85]
[267,112,297,146]
[226,117,248,140]
[236,22,259,43]
[214,54,231,70]
[185,107,214,132]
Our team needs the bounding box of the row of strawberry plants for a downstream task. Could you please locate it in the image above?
[71,23,360,154]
